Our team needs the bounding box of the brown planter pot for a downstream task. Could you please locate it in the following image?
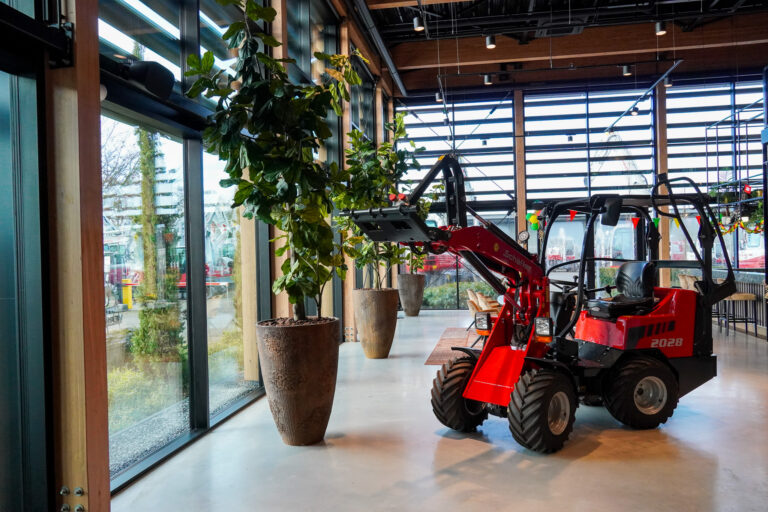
[256,317,339,446]
[353,288,399,359]
[397,274,425,316]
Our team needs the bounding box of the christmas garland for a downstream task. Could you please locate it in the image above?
[718,222,738,235]
[740,219,764,234]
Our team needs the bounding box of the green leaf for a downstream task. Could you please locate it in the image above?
[221,21,245,41]
[201,51,215,73]
[186,53,201,70]
[255,32,281,48]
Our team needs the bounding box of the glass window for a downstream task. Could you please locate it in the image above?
[396,95,516,309]
[588,89,653,195]
[199,0,243,78]
[667,80,764,269]
[0,69,23,512]
[102,113,189,477]
[204,153,260,418]
[99,0,182,80]
[286,0,338,83]
[350,55,376,141]
[525,92,588,200]
[543,216,587,282]
[594,213,636,288]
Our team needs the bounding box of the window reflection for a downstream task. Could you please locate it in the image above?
[102,114,189,477]
[99,0,182,80]
[204,153,260,418]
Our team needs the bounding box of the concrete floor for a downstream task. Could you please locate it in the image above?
[113,310,768,512]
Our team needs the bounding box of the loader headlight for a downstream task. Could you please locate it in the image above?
[534,317,552,337]
[475,312,491,331]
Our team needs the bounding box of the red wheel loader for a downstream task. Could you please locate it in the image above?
[344,154,735,453]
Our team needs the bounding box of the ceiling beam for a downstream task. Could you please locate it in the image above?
[367,0,459,9]
[391,13,768,70]
[395,45,768,92]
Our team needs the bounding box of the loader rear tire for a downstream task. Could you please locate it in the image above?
[508,369,577,453]
[604,356,678,429]
[431,357,487,432]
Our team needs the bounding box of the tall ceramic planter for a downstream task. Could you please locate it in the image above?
[353,288,399,358]
[256,318,339,445]
[397,274,425,316]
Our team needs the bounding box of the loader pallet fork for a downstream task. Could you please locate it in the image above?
[343,155,735,453]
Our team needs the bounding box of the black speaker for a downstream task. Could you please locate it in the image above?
[127,61,175,100]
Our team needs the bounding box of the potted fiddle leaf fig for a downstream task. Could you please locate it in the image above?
[186,1,360,446]
[335,113,421,358]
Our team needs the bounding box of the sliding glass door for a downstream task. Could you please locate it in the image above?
[0,69,50,512]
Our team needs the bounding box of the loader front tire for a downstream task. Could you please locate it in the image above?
[431,357,487,432]
[508,369,577,453]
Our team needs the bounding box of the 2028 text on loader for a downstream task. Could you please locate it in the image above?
[343,154,735,453]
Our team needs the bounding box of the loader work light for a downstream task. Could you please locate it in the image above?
[475,312,491,331]
[534,317,552,338]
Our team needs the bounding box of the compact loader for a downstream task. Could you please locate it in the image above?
[345,154,735,453]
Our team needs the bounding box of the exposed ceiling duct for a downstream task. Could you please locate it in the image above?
[351,0,408,96]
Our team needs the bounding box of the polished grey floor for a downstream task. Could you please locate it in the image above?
[113,310,768,512]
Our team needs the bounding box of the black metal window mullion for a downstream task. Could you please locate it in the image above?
[183,137,209,431]
[256,221,273,322]
[180,0,209,431]
[585,91,592,196]
[729,82,741,268]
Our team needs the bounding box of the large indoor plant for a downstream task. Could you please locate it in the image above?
[335,113,419,358]
[186,1,360,445]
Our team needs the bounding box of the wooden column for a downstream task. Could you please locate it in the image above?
[514,89,528,242]
[269,0,291,318]
[340,19,357,341]
[388,97,398,288]
[240,209,259,379]
[654,85,672,287]
[45,0,110,510]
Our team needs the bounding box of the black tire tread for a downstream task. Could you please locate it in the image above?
[431,357,488,432]
[507,369,577,453]
[604,356,679,429]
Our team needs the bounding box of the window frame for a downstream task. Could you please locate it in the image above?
[99,0,272,492]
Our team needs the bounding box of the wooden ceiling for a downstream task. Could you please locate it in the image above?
[363,1,768,95]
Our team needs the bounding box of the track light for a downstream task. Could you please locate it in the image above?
[435,91,443,103]
[567,134,573,142]
[485,35,496,49]
[483,74,492,85]
[655,21,667,36]
[622,65,632,77]
[413,16,424,32]
[664,76,673,88]
[631,106,640,116]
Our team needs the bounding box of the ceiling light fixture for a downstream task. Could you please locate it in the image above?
[483,74,492,85]
[655,21,667,36]
[622,65,632,76]
[631,106,640,116]
[435,91,443,103]
[413,16,424,32]
[664,76,673,88]
[485,35,496,49]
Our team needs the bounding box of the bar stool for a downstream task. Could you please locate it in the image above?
[722,291,758,336]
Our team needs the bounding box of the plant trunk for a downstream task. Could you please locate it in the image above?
[289,239,307,321]
[138,128,158,299]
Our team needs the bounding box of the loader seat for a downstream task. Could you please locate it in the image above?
[587,261,656,320]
